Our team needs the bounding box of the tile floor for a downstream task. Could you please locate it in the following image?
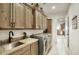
[48,35,70,55]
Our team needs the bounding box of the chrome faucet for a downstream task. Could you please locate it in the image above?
[9,31,14,43]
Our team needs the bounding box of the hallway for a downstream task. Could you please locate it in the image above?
[48,35,70,55]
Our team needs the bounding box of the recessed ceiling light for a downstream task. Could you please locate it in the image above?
[52,6,56,10]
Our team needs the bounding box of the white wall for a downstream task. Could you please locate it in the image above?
[0,30,43,41]
[66,3,79,54]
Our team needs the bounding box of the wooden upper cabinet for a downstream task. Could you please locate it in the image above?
[0,3,47,29]
[42,16,45,29]
[42,15,47,29]
[44,16,47,29]
[34,10,43,29]
[28,7,33,28]
[35,10,39,29]
[40,14,43,29]
[33,9,47,29]
[0,4,11,28]
[47,19,52,33]
[13,4,25,28]
[25,5,33,28]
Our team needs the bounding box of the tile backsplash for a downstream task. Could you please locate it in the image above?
[0,30,43,41]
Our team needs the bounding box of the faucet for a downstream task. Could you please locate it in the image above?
[9,31,14,43]
[23,32,27,39]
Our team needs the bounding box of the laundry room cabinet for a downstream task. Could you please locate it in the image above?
[12,3,33,29]
[31,41,38,55]
[0,3,25,29]
[47,19,52,33]
[35,10,41,29]
[33,8,47,29]
[0,3,47,29]
[13,3,25,28]
[0,3,33,29]
[42,15,47,29]
[0,3,12,29]
[9,41,38,55]
[24,4,33,28]
[9,44,31,55]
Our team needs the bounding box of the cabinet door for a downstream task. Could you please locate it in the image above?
[35,10,40,29]
[43,16,47,29]
[29,8,33,28]
[0,4,11,28]
[25,6,33,28]
[38,12,41,29]
[31,41,38,55]
[44,17,47,29]
[47,19,52,33]
[43,16,45,29]
[39,14,43,29]
[35,10,44,29]
[25,6,29,28]
[14,4,25,28]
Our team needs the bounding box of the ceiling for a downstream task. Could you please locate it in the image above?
[39,3,70,18]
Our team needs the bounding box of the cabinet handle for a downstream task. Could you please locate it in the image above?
[12,22,15,28]
[10,23,13,27]
[10,22,15,28]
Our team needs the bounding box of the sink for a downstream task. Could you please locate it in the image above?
[2,42,24,50]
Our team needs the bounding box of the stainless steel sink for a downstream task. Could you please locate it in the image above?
[2,42,24,50]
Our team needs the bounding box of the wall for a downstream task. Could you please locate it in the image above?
[66,3,79,54]
[0,30,43,41]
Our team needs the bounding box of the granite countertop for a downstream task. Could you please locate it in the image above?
[0,38,38,55]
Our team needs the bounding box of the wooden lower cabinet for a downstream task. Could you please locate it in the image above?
[30,42,38,55]
[9,41,38,55]
[9,45,30,55]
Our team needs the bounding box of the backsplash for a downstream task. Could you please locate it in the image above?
[0,30,43,41]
